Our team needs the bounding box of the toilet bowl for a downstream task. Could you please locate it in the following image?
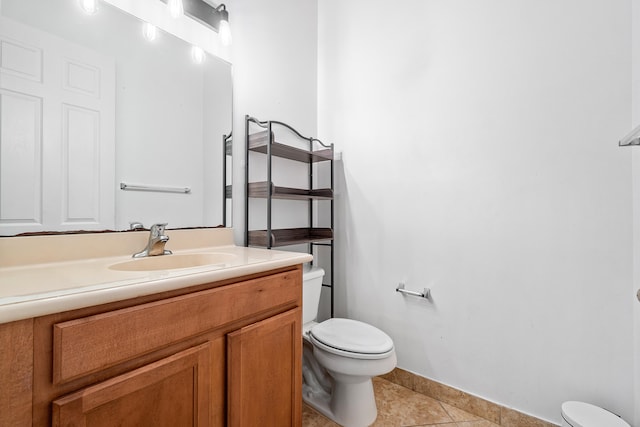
[561,401,630,427]
[302,266,397,427]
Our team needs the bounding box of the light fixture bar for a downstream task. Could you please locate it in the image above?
[159,0,228,32]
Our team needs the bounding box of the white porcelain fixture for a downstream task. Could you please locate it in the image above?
[302,267,397,427]
[109,252,236,272]
[561,401,630,427]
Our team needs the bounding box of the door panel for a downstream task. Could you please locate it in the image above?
[0,90,42,226]
[52,343,211,427]
[227,308,302,427]
[0,16,115,234]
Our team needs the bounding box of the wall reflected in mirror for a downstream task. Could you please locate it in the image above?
[0,0,232,236]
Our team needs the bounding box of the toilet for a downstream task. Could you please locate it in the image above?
[561,401,630,427]
[302,266,397,427]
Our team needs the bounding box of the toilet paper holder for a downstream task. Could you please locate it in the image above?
[396,283,431,299]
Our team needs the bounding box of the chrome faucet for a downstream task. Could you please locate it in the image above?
[133,223,172,258]
[129,221,145,231]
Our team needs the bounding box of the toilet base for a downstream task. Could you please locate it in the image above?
[303,377,377,427]
[302,342,379,427]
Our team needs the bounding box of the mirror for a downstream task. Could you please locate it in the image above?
[0,0,232,236]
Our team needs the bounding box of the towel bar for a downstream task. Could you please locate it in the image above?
[396,283,431,299]
[120,182,191,194]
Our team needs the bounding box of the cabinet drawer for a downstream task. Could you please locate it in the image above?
[52,269,300,384]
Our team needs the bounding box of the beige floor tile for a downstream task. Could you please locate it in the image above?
[301,378,508,427]
[371,377,453,427]
[456,420,501,427]
[302,403,340,427]
[440,402,484,422]
[302,378,456,427]
[413,376,501,424]
[380,368,415,390]
[500,407,557,427]
[411,424,459,427]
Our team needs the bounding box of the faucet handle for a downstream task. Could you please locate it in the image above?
[150,223,168,237]
[129,221,145,230]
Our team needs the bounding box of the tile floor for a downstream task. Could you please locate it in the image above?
[302,377,500,427]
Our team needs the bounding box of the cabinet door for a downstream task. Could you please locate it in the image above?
[52,343,211,427]
[227,308,302,427]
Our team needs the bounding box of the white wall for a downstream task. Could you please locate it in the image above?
[632,0,640,424]
[318,0,634,424]
[226,0,318,243]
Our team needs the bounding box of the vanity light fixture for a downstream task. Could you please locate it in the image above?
[215,4,232,46]
[79,0,98,15]
[619,123,640,146]
[167,0,184,19]
[191,45,205,64]
[142,22,158,42]
[162,0,232,46]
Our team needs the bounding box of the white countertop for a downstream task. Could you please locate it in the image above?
[0,228,312,324]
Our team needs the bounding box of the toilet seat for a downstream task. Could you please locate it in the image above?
[561,401,630,427]
[309,318,394,360]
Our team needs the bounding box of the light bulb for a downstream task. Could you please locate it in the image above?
[167,0,184,19]
[218,19,232,46]
[142,22,157,42]
[79,0,97,15]
[191,46,205,64]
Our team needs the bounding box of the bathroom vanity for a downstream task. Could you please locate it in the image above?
[0,228,312,426]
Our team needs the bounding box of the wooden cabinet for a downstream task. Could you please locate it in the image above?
[228,309,301,427]
[0,266,303,427]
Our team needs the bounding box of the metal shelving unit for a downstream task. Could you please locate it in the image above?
[223,132,232,227]
[245,115,334,317]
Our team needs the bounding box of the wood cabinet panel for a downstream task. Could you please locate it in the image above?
[53,269,299,383]
[2,265,302,426]
[52,343,212,427]
[0,319,33,427]
[227,308,302,427]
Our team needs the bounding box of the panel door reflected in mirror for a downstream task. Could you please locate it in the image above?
[0,0,232,235]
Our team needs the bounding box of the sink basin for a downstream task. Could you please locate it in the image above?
[109,253,236,272]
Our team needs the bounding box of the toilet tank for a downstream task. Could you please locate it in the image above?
[302,266,325,324]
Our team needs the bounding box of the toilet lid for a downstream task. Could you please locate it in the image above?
[561,401,630,427]
[309,318,394,359]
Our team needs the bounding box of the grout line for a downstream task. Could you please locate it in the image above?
[436,400,457,424]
